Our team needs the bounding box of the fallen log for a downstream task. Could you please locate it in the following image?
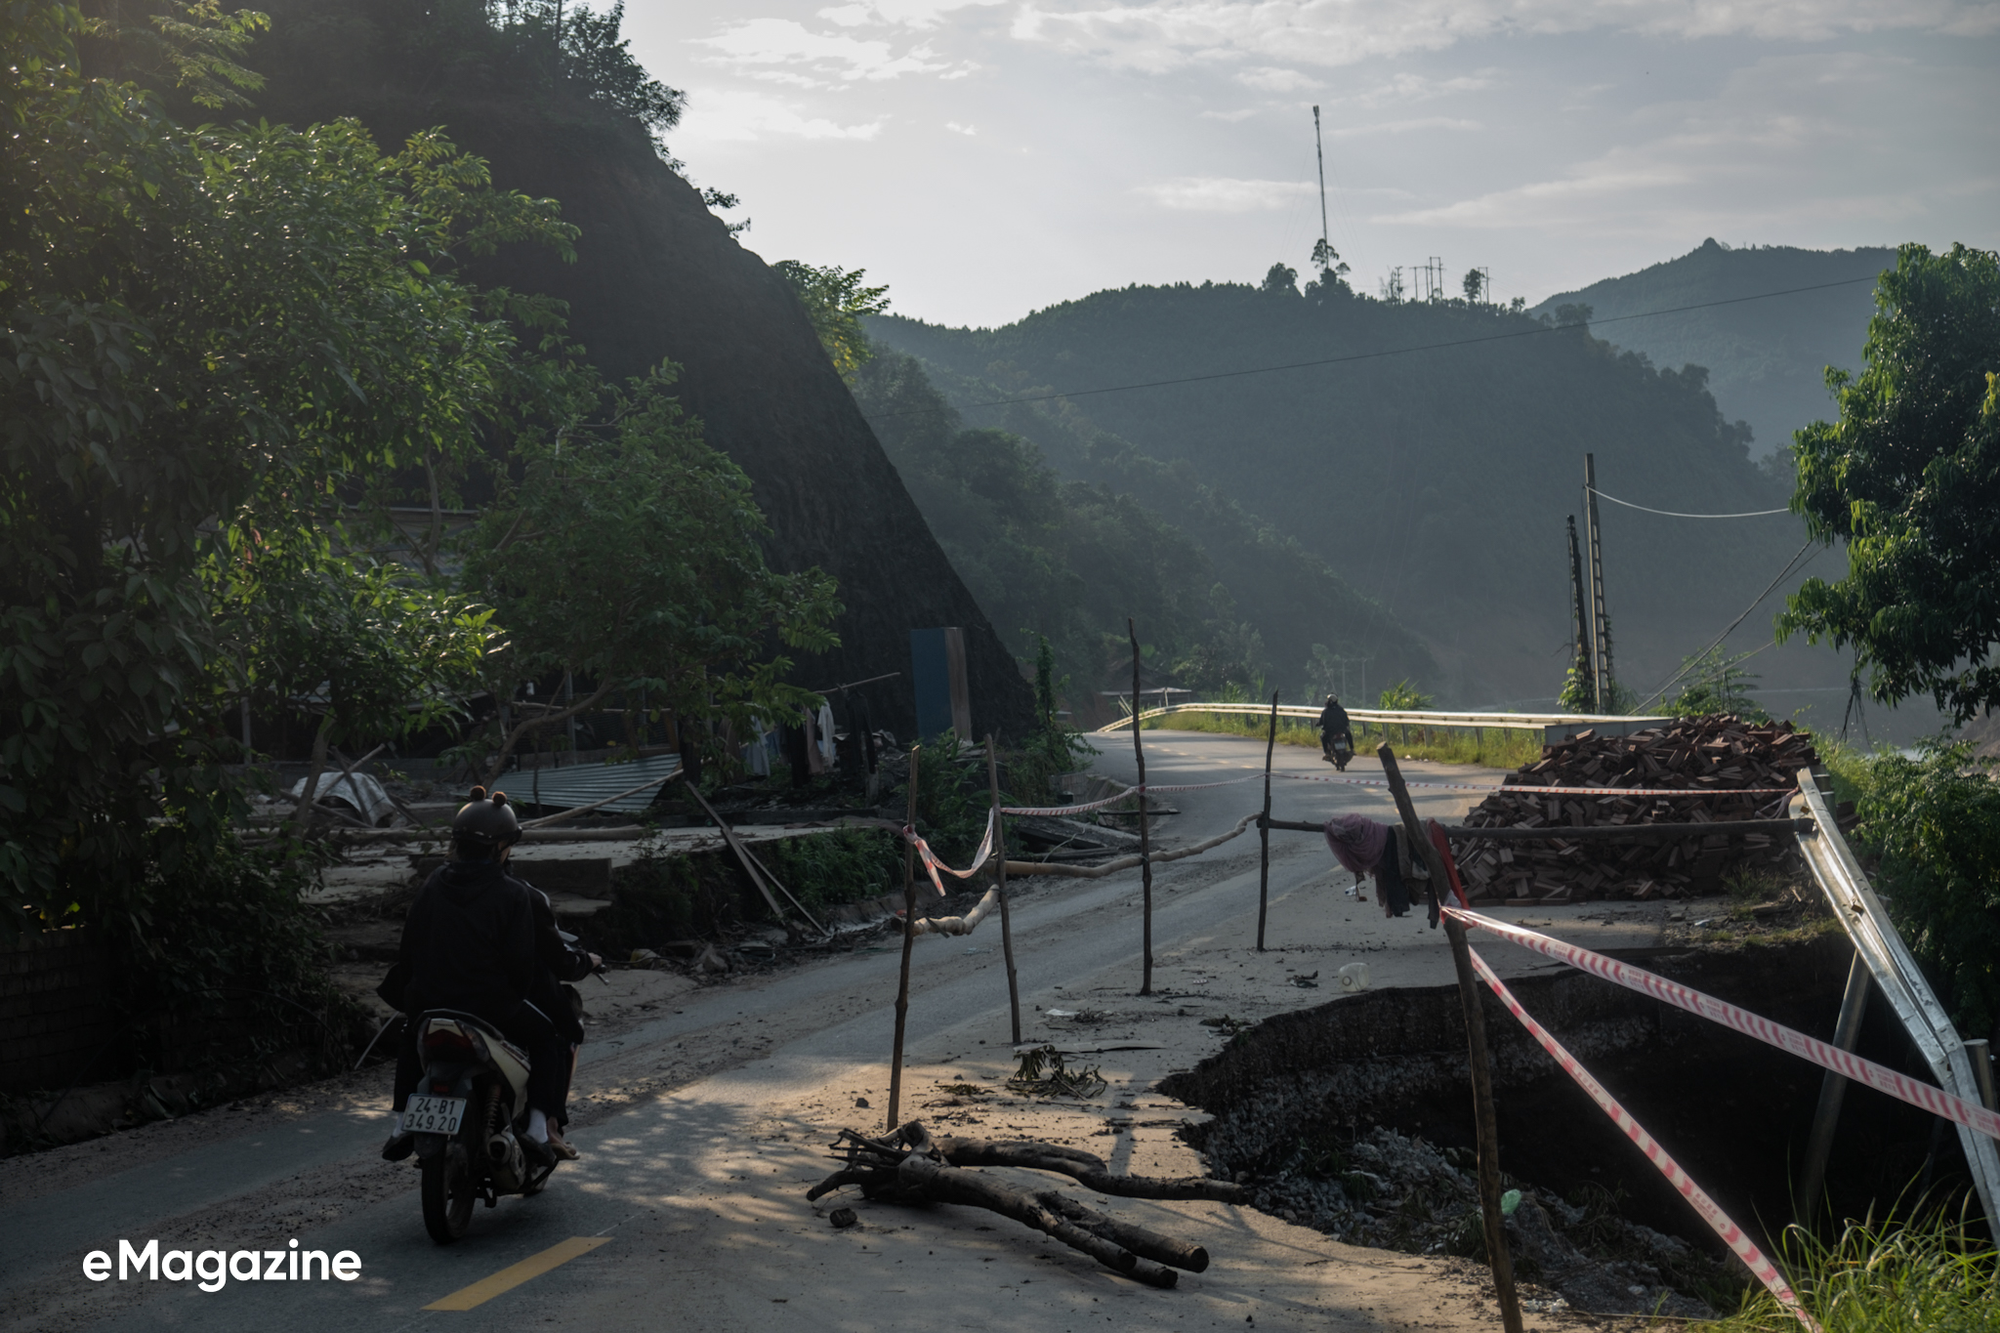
[806,1122,1220,1285]
[931,1136,1246,1205]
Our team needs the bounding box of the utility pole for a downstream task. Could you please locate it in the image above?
[1582,454,1611,712]
[1566,515,1594,707]
[1312,106,1330,262]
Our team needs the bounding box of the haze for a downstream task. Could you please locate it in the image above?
[630,0,1998,328]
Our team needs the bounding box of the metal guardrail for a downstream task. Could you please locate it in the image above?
[1096,701,1665,744]
[1792,768,2000,1229]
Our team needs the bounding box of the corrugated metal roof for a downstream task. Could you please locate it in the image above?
[502,753,683,813]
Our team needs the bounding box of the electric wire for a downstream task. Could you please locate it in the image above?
[873,274,1880,419]
[1633,539,1824,713]
[1588,487,1791,520]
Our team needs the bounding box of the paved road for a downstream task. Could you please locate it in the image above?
[0,732,1660,1332]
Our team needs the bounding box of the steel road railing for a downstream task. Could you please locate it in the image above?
[1792,769,2000,1229]
[1095,701,1660,736]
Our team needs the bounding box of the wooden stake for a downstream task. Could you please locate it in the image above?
[887,744,922,1133]
[988,733,1022,1045]
[1257,689,1277,951]
[1128,619,1152,996]
[1377,741,1523,1333]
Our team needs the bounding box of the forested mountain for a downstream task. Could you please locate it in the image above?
[202,0,1035,739]
[1531,240,1895,469]
[871,275,1851,707]
[852,351,1438,717]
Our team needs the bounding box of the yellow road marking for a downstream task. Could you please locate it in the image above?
[423,1236,611,1311]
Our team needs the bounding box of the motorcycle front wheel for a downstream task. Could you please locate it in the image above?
[421,1140,476,1244]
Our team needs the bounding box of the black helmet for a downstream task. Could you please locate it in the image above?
[452,786,520,858]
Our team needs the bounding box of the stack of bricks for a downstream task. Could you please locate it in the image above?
[1454,715,1817,904]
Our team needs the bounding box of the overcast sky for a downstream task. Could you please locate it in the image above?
[626,1,2000,329]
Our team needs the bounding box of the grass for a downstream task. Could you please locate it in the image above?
[1691,1207,1999,1332]
[1143,711,1545,770]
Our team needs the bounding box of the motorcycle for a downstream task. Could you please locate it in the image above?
[404,1010,557,1244]
[1323,731,1354,772]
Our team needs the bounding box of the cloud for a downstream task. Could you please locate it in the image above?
[1236,65,1321,91]
[697,17,975,83]
[1201,106,1261,120]
[816,0,1006,27]
[1323,115,1483,137]
[1372,51,1986,235]
[946,120,979,133]
[1009,1,2000,74]
[676,87,888,143]
[1136,176,1317,211]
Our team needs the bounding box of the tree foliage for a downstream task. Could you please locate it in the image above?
[458,365,841,780]
[0,0,584,930]
[1780,243,2000,723]
[776,260,890,380]
[1853,742,2000,1042]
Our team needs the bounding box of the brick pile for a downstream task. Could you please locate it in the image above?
[1454,715,1817,904]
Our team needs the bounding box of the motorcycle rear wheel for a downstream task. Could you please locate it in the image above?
[421,1142,476,1244]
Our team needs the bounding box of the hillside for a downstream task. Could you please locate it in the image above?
[870,279,1850,707]
[1531,240,1894,469]
[851,350,1440,714]
[230,0,1034,740]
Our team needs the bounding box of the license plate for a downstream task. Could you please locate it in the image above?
[404,1094,467,1134]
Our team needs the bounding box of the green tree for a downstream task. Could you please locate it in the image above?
[1854,742,2000,1041]
[212,535,496,817]
[1662,648,1768,721]
[0,0,575,930]
[1779,243,2000,723]
[458,365,842,782]
[774,260,890,379]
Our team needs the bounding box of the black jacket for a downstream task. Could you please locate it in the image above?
[1319,701,1352,737]
[396,861,540,1022]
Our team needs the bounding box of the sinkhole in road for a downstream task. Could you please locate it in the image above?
[1160,932,1985,1314]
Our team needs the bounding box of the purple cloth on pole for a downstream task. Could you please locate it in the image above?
[1324,814,1390,877]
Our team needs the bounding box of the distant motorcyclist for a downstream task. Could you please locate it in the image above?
[1318,694,1354,765]
[381,788,590,1166]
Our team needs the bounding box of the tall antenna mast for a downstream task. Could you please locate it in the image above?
[1312,106,1330,259]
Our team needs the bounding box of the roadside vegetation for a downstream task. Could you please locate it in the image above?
[1693,1206,1998,1332]
[0,0,833,1082]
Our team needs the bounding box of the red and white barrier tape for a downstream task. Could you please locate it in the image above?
[1445,908,2000,1144]
[901,808,998,895]
[1465,946,1820,1331]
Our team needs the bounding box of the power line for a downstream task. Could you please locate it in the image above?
[874,274,1879,419]
[1633,539,1825,712]
[1589,487,1792,520]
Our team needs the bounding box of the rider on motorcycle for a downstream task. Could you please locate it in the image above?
[381,788,594,1165]
[1318,694,1354,762]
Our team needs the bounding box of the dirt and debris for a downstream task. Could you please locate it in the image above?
[1456,715,1820,903]
[1244,1124,1722,1318]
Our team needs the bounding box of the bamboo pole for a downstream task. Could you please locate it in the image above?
[988,733,1022,1045]
[887,745,922,1132]
[1128,619,1152,996]
[1377,742,1523,1333]
[1257,690,1277,951]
